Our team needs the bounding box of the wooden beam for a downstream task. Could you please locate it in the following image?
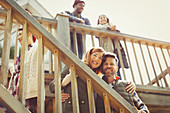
[147,67,170,85]
[70,64,80,113]
[37,36,45,113]
[54,50,62,113]
[103,93,111,113]
[0,84,30,113]
[18,21,28,105]
[0,8,12,87]
[87,78,96,113]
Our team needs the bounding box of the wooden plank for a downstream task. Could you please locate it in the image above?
[37,36,45,113]
[160,46,170,77]
[148,67,170,85]
[87,78,96,113]
[107,36,113,52]
[54,50,62,113]
[18,21,28,105]
[70,64,80,113]
[124,39,135,83]
[103,93,111,113]
[139,42,151,83]
[91,33,95,47]
[69,22,170,49]
[48,25,53,74]
[167,48,170,57]
[131,42,144,84]
[153,45,168,87]
[73,29,78,56]
[14,22,19,64]
[0,84,30,113]
[146,44,160,86]
[115,39,126,80]
[0,8,12,87]
[82,31,86,54]
[56,14,70,49]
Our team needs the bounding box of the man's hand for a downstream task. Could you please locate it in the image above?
[125,82,136,95]
[62,92,70,102]
[134,106,146,113]
[77,18,85,24]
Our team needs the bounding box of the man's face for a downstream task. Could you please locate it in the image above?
[74,3,85,14]
[102,57,118,77]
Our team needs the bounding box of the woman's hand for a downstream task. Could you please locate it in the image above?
[125,82,136,95]
[62,92,70,102]
[134,106,146,113]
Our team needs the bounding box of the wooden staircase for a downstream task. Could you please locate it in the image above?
[0,0,170,113]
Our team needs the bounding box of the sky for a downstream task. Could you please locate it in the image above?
[37,0,170,43]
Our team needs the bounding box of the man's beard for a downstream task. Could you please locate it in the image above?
[103,68,116,77]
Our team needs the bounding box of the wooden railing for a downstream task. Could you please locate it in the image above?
[0,0,170,113]
[0,0,137,113]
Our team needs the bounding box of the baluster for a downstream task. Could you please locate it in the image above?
[160,46,170,77]
[0,8,13,87]
[70,64,80,113]
[91,33,95,47]
[54,50,62,113]
[146,43,160,86]
[99,35,103,48]
[73,29,78,56]
[107,36,113,52]
[131,42,144,85]
[103,93,111,113]
[167,47,170,58]
[37,36,45,113]
[153,44,168,87]
[139,42,151,83]
[82,31,86,55]
[14,22,19,64]
[18,21,28,105]
[48,24,53,74]
[87,78,96,113]
[123,39,135,83]
[115,39,126,80]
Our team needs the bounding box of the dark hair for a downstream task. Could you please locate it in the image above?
[97,14,110,25]
[73,0,85,8]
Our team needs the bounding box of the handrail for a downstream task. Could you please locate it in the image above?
[0,0,137,113]
[0,0,169,113]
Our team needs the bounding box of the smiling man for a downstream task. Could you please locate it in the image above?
[96,52,149,113]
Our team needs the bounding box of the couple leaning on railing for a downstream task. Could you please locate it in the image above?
[49,47,149,113]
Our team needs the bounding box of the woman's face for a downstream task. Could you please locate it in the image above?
[98,15,108,25]
[90,52,103,69]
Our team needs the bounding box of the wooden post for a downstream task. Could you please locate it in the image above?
[91,33,95,47]
[54,50,62,113]
[139,42,151,83]
[107,37,113,52]
[103,93,111,113]
[123,39,135,83]
[70,64,80,113]
[73,29,78,56]
[0,8,13,87]
[131,42,144,85]
[160,46,170,77]
[48,24,53,74]
[146,43,160,86]
[18,22,28,105]
[87,78,96,113]
[153,44,168,87]
[114,39,126,80]
[82,31,86,54]
[37,36,45,113]
[14,22,19,64]
[56,14,70,49]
